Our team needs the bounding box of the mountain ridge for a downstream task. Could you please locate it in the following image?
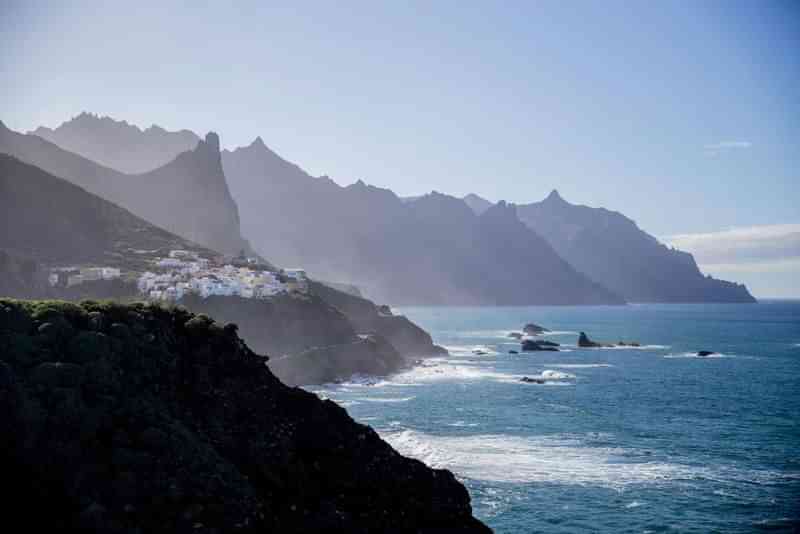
[30,112,200,173]
[222,138,624,305]
[513,190,756,303]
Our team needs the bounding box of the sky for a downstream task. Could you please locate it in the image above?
[1,1,798,296]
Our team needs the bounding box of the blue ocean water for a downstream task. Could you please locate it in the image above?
[310,301,800,533]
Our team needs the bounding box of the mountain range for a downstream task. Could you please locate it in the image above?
[221,140,622,305]
[2,113,756,304]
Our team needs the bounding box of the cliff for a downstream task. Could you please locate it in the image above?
[0,122,252,257]
[178,292,420,386]
[515,190,756,303]
[221,139,623,305]
[0,299,489,533]
[310,280,447,357]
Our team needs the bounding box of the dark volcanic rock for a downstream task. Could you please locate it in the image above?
[523,323,549,335]
[578,332,609,348]
[269,334,404,387]
[520,376,545,384]
[0,299,489,533]
[521,339,559,352]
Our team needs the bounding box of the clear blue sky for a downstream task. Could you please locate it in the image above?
[1,1,798,295]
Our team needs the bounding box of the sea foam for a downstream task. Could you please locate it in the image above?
[380,430,797,489]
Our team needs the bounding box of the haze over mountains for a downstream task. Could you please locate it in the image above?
[2,113,755,304]
[31,112,200,173]
[0,119,250,257]
[514,191,755,303]
[222,140,622,305]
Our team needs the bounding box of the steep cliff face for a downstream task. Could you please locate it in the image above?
[310,281,447,357]
[178,293,418,386]
[180,293,359,358]
[30,112,200,174]
[0,299,489,533]
[515,190,756,303]
[222,140,623,305]
[135,133,250,256]
[0,122,251,257]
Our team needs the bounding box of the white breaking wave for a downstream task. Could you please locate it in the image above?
[547,363,613,369]
[354,396,416,403]
[540,369,576,380]
[447,421,480,427]
[388,358,517,384]
[442,344,500,356]
[380,430,797,488]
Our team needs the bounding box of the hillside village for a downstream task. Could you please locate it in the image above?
[48,249,307,302]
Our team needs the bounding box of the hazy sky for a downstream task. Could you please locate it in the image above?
[1,1,798,296]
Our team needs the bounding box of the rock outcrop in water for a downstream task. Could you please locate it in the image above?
[0,299,489,533]
[523,323,550,335]
[521,339,559,352]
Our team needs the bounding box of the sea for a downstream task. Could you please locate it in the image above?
[309,301,800,533]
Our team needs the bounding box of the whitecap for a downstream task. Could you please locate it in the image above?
[354,396,416,403]
[625,501,646,509]
[447,421,480,427]
[547,363,613,369]
[540,369,576,380]
[389,358,517,384]
[442,344,499,356]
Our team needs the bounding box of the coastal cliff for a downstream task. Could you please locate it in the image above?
[178,292,427,386]
[0,299,489,533]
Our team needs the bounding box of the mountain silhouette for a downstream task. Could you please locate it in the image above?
[513,190,756,303]
[0,121,251,257]
[31,112,200,174]
[221,139,623,305]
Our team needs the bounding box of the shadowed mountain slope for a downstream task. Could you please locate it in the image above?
[222,139,623,305]
[0,121,250,257]
[31,112,200,174]
[514,190,755,303]
[0,154,209,268]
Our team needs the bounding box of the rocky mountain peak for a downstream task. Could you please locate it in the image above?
[544,189,567,204]
[203,132,220,152]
